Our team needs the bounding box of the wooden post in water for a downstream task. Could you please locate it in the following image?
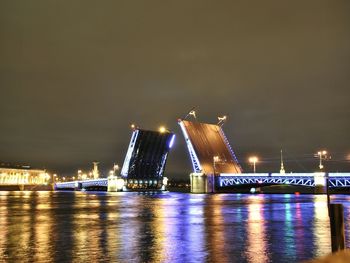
[329,203,345,252]
[326,173,345,252]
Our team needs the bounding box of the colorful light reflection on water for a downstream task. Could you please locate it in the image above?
[0,191,349,262]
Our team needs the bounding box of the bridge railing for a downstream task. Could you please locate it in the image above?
[55,178,108,190]
[218,172,350,188]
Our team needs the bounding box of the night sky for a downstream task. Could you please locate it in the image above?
[1,1,349,179]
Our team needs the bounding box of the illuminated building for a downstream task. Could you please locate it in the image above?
[0,165,50,190]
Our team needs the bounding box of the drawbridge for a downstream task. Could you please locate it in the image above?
[178,120,242,174]
[178,119,242,193]
[55,127,175,192]
[120,128,175,190]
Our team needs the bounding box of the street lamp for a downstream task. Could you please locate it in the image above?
[317,150,327,170]
[113,164,119,177]
[78,170,82,180]
[316,150,331,214]
[213,156,220,175]
[249,156,258,173]
[159,126,168,133]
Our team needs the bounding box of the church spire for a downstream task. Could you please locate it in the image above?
[280,149,285,174]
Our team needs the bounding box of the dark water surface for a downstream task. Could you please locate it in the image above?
[0,191,349,263]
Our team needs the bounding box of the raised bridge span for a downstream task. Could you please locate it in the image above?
[55,127,175,192]
[178,119,350,193]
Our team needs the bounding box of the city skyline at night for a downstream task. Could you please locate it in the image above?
[1,2,350,262]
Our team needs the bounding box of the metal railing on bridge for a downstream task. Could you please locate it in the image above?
[218,173,350,188]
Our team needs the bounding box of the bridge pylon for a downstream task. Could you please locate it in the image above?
[190,173,215,193]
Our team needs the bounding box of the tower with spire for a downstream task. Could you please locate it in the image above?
[92,161,100,179]
[280,149,285,174]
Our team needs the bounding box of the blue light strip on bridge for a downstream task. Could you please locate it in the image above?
[178,120,202,173]
[218,173,350,188]
[121,130,139,177]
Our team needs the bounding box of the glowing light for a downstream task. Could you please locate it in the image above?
[249,156,259,173]
[249,156,258,163]
[168,134,175,148]
[213,156,220,163]
[159,126,167,133]
[316,150,328,170]
[116,178,125,189]
[314,172,326,186]
[162,177,168,186]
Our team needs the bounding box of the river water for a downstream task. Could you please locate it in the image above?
[0,191,349,262]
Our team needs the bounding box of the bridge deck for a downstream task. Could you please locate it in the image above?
[55,178,108,190]
[218,173,350,188]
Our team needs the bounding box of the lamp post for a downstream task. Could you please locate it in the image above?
[316,150,329,206]
[213,156,220,176]
[249,156,258,173]
[316,150,346,252]
[211,156,220,194]
[78,170,82,180]
[317,150,327,170]
[113,164,119,176]
[159,126,170,134]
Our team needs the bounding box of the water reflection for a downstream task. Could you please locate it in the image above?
[72,194,104,262]
[283,196,296,260]
[313,195,331,257]
[205,194,228,263]
[0,192,349,262]
[0,193,8,261]
[295,202,305,257]
[245,195,269,263]
[34,192,54,262]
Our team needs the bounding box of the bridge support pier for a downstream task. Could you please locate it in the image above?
[190,173,215,193]
[107,176,125,192]
[314,173,327,194]
[75,182,82,191]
